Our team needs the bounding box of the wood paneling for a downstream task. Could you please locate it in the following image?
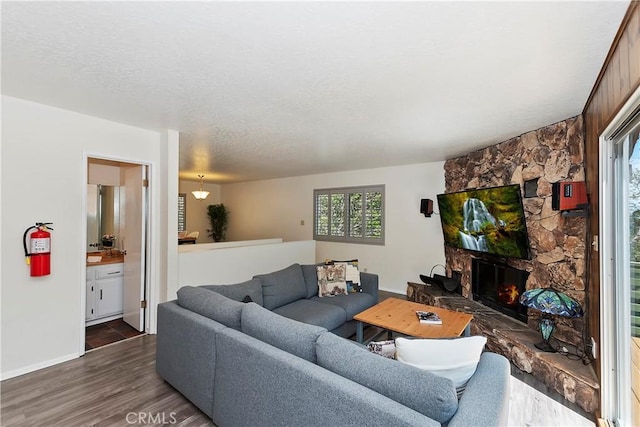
[583,1,640,407]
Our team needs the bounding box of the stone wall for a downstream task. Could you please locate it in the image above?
[443,115,586,347]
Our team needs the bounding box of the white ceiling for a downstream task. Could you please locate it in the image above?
[1,1,629,183]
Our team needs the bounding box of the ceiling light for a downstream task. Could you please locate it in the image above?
[192,174,210,200]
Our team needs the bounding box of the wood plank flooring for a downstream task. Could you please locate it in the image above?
[1,335,213,427]
[1,289,593,427]
[1,293,401,427]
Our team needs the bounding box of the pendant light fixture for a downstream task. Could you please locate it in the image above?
[192,174,210,200]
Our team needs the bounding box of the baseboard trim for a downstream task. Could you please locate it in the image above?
[1,352,81,381]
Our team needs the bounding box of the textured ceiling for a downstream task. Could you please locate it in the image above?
[1,1,629,183]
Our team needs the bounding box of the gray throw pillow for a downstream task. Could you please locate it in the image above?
[253,264,307,310]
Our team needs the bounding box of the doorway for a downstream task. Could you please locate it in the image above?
[600,92,640,425]
[84,157,150,351]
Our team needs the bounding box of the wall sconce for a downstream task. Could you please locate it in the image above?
[420,199,433,217]
[192,174,210,200]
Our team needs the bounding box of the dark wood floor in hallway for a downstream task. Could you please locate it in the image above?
[85,318,145,351]
[1,335,213,427]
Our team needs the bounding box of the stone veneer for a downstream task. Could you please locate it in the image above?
[443,115,587,348]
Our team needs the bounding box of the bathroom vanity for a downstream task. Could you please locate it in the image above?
[86,253,124,326]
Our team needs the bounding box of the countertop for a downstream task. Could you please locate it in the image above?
[86,251,124,267]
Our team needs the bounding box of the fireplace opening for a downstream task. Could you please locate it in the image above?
[472,258,529,323]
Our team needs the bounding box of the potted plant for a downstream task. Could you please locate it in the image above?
[207,204,229,242]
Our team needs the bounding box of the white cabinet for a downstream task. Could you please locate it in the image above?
[86,277,95,321]
[86,263,124,325]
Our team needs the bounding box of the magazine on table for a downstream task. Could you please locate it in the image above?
[416,310,442,325]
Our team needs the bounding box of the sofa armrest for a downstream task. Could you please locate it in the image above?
[156,301,224,418]
[446,352,510,427]
[360,272,379,303]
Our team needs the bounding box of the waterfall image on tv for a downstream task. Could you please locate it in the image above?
[436,184,531,260]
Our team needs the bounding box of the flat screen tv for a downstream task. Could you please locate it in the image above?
[436,184,531,260]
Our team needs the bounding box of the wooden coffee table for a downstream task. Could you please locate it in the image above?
[353,298,473,343]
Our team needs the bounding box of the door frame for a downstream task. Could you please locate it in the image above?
[80,153,155,355]
[598,85,640,422]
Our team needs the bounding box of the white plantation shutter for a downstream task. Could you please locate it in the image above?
[313,186,384,245]
[178,193,186,232]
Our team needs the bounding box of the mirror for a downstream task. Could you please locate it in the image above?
[87,184,121,251]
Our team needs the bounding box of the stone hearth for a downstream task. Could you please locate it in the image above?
[407,282,599,415]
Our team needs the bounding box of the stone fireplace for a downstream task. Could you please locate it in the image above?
[435,115,597,415]
[471,258,529,323]
[444,115,587,348]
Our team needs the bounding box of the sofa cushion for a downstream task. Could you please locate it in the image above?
[241,302,326,363]
[310,293,376,320]
[177,286,243,330]
[202,278,263,306]
[395,336,487,393]
[316,332,458,424]
[301,263,321,299]
[254,264,307,310]
[273,299,346,331]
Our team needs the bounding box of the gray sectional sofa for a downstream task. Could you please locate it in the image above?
[156,263,511,426]
[199,263,380,338]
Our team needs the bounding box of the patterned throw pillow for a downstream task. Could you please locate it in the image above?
[367,340,396,359]
[317,264,348,297]
[325,259,362,293]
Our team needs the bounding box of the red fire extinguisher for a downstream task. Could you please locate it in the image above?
[23,222,53,277]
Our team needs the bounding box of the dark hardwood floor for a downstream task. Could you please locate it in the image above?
[1,335,213,427]
[2,291,405,426]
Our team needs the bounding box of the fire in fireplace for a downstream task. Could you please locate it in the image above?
[472,258,529,322]
[497,283,520,306]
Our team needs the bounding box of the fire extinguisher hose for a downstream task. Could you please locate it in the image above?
[23,226,36,259]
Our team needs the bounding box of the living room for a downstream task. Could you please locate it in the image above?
[2,1,639,426]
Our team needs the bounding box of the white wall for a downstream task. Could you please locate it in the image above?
[178,179,221,243]
[221,162,446,294]
[0,96,177,379]
[175,240,314,299]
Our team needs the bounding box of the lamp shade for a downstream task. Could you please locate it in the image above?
[192,174,210,200]
[192,190,210,200]
[519,287,583,318]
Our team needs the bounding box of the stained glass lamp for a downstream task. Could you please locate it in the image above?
[519,287,583,352]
